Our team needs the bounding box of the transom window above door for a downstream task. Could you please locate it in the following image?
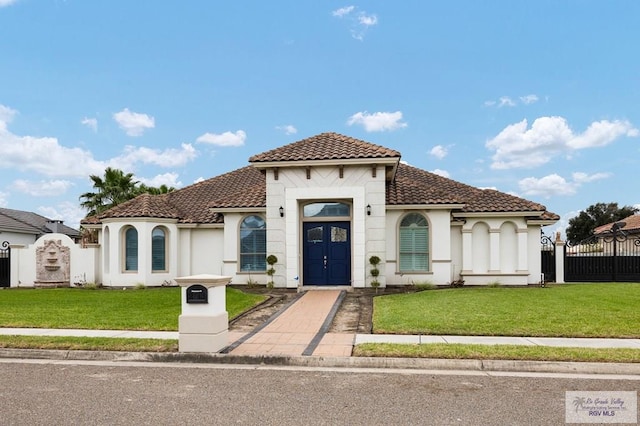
[303,202,350,218]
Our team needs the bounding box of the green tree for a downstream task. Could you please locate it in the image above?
[566,202,638,244]
[79,168,175,216]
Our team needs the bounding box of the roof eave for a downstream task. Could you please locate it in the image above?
[454,211,546,218]
[209,207,266,214]
[386,203,466,210]
[250,157,400,170]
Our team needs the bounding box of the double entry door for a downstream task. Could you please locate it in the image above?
[303,221,351,285]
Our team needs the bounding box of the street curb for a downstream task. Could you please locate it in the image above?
[1,348,639,375]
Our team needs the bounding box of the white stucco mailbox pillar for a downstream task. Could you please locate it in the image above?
[174,274,231,353]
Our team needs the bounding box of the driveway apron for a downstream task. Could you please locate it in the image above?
[226,290,354,357]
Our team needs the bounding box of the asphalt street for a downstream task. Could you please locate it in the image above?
[1,359,638,425]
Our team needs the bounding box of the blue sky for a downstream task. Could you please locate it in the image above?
[1,1,639,233]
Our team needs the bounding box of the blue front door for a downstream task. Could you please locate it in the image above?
[303,222,351,285]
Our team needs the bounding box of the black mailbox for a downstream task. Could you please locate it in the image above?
[186,284,208,304]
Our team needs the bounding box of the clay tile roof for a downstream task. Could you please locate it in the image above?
[463,189,548,213]
[388,163,557,218]
[249,132,401,163]
[594,214,640,235]
[95,194,180,220]
[387,164,466,205]
[83,134,558,224]
[82,166,266,225]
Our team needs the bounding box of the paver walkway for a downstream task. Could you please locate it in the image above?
[226,290,354,357]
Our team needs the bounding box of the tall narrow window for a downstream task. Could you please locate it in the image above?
[151,227,166,271]
[240,215,266,271]
[399,213,429,271]
[124,227,138,271]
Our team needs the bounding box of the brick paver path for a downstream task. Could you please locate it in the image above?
[229,290,353,357]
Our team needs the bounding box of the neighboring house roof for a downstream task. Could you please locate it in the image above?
[0,207,80,238]
[593,215,640,235]
[82,133,559,225]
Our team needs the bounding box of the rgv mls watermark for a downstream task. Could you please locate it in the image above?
[566,391,637,424]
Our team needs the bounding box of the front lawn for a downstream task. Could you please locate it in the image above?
[354,343,640,363]
[0,286,266,331]
[373,283,640,338]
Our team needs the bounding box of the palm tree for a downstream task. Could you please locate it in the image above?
[79,167,140,216]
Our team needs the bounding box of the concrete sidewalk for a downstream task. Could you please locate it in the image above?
[2,327,639,350]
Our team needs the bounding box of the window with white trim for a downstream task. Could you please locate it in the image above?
[240,215,266,271]
[399,213,429,271]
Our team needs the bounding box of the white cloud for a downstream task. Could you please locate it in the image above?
[486,116,638,169]
[567,119,638,149]
[0,0,19,7]
[429,145,448,160]
[358,13,378,26]
[0,191,7,207]
[0,104,17,130]
[519,174,576,197]
[571,171,610,183]
[196,130,246,147]
[518,171,611,198]
[498,96,516,107]
[520,94,539,105]
[332,5,378,40]
[81,117,98,132]
[431,169,450,178]
[347,111,407,132]
[332,5,354,17]
[113,143,197,169]
[193,177,206,184]
[12,179,74,196]
[276,125,297,135]
[113,108,155,137]
[0,131,106,177]
[484,94,538,108]
[0,105,197,178]
[38,201,86,231]
[137,172,182,189]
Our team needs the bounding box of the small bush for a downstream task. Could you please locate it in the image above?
[135,283,146,290]
[487,281,502,288]
[411,280,435,291]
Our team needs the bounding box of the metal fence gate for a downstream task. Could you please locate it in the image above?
[540,233,556,283]
[564,232,640,282]
[0,241,9,288]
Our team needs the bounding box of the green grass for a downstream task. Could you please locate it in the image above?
[0,335,177,352]
[354,343,640,364]
[0,286,266,331]
[373,283,640,338]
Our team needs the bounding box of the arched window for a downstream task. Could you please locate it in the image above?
[240,215,266,271]
[151,227,167,272]
[124,227,138,272]
[399,213,429,271]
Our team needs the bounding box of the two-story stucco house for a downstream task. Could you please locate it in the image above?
[81,132,558,288]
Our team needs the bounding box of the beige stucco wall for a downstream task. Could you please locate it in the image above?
[265,164,385,288]
[460,217,536,285]
[10,233,99,287]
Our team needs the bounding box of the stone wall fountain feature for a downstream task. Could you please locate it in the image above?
[35,239,70,288]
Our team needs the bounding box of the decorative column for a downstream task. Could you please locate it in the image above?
[554,233,566,284]
[175,274,231,353]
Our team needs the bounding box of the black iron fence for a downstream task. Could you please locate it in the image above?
[564,231,640,282]
[0,241,9,287]
[540,233,556,283]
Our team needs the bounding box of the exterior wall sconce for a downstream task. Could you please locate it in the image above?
[366,204,371,216]
[279,206,284,217]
